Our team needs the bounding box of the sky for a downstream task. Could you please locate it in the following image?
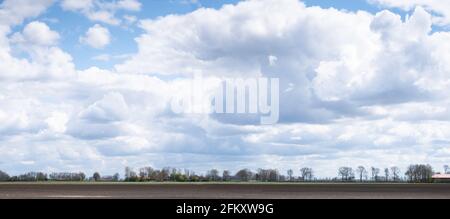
[1,0,450,178]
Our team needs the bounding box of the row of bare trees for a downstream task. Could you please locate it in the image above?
[0,164,442,183]
[338,166,401,182]
[340,166,402,182]
[0,170,118,182]
[405,164,434,183]
[121,167,316,182]
[338,165,435,182]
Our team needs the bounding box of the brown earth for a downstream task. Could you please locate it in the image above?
[1,183,450,199]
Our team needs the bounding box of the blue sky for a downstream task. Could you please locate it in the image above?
[304,0,376,12]
[23,0,243,69]
[1,0,450,177]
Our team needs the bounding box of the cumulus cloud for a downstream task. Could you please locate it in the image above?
[116,0,378,123]
[0,5,75,81]
[79,92,129,123]
[80,24,111,49]
[11,21,60,46]
[2,0,450,176]
[60,0,142,25]
[0,0,54,26]
[46,112,69,133]
[112,0,450,174]
[368,0,450,26]
[313,7,436,105]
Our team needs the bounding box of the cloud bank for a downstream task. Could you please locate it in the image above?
[1,0,450,177]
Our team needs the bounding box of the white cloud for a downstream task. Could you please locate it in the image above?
[60,0,142,25]
[368,0,450,26]
[61,0,94,11]
[0,0,54,26]
[116,0,142,11]
[79,92,129,123]
[313,6,447,106]
[80,24,111,49]
[88,10,121,26]
[0,5,75,81]
[46,112,69,133]
[11,21,60,46]
[112,0,450,174]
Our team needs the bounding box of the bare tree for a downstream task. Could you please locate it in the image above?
[268,169,280,182]
[371,167,380,181]
[384,168,390,182]
[356,166,367,182]
[207,169,220,181]
[139,167,148,181]
[256,169,266,182]
[160,167,171,181]
[444,165,449,174]
[124,167,138,181]
[405,165,414,182]
[300,167,313,181]
[338,167,354,181]
[36,172,48,181]
[222,170,231,181]
[235,169,253,182]
[287,169,294,181]
[390,166,400,182]
[125,167,132,179]
[145,167,155,180]
[93,172,101,181]
[79,172,86,181]
[256,169,279,182]
[405,164,434,183]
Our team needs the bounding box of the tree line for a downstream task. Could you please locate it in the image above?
[338,165,434,183]
[0,164,446,183]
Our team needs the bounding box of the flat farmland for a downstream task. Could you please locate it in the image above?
[1,183,450,199]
